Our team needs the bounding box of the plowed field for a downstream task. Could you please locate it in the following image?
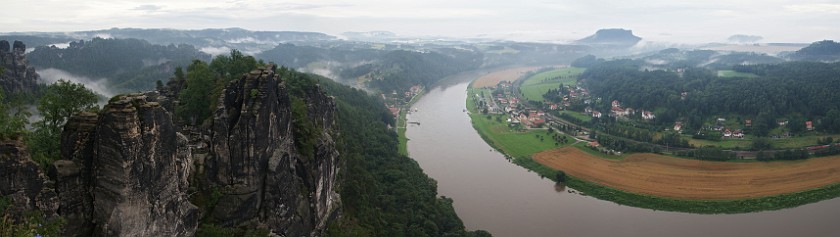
[534,147,840,200]
[471,67,538,88]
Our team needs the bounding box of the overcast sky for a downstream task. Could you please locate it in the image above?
[2,0,838,43]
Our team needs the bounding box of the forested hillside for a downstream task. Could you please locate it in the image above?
[27,37,210,91]
[581,60,840,133]
[258,42,482,93]
[790,40,840,62]
[304,74,489,237]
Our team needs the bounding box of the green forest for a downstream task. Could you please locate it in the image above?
[580,60,840,134]
[168,52,489,236]
[27,37,211,91]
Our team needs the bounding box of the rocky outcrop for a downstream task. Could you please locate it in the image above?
[0,140,58,219]
[204,65,340,236]
[0,40,39,96]
[3,64,341,236]
[54,93,198,236]
[575,29,642,48]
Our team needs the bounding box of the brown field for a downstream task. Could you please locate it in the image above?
[471,67,539,88]
[534,147,840,200]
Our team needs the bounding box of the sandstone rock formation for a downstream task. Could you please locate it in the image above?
[0,40,39,96]
[55,94,198,236]
[0,140,58,219]
[204,65,340,236]
[3,64,340,236]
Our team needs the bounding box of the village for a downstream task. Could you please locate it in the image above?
[473,81,549,129]
[382,84,423,122]
[473,77,822,144]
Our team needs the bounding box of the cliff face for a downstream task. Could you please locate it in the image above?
[55,94,198,236]
[0,40,39,96]
[204,65,340,236]
[0,140,58,219]
[2,64,340,236]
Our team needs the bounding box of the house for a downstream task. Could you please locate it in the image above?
[777,120,789,126]
[642,110,655,120]
[585,107,592,113]
[592,111,602,118]
[733,130,745,138]
[717,118,726,122]
[723,129,732,138]
[611,107,629,117]
[410,85,422,94]
[549,103,558,110]
[612,100,621,108]
[674,122,683,132]
[745,119,752,127]
[806,121,814,131]
[518,112,529,125]
[588,141,600,147]
[388,107,400,118]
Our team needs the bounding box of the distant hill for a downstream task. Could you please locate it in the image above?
[727,34,763,43]
[575,29,642,47]
[790,40,840,62]
[27,37,211,92]
[2,28,336,55]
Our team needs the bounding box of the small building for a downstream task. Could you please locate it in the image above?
[612,100,621,108]
[642,110,655,120]
[745,119,752,127]
[806,121,814,131]
[674,122,683,132]
[723,129,732,138]
[592,111,602,118]
[611,107,629,117]
[588,141,600,147]
[389,107,400,118]
[733,130,745,138]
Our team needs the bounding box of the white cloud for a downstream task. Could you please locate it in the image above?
[38,68,116,98]
[0,0,837,43]
[785,3,840,14]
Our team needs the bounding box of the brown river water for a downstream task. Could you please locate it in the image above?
[405,71,840,237]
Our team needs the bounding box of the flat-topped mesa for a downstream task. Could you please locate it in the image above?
[206,64,340,236]
[54,93,198,236]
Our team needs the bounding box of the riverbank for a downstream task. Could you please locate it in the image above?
[398,87,424,156]
[465,69,840,214]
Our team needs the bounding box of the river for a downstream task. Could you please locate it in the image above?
[405,71,840,237]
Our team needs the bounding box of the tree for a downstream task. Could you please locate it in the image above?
[788,114,806,134]
[555,170,567,182]
[176,60,217,125]
[174,66,185,81]
[824,109,840,133]
[0,91,30,139]
[36,80,99,133]
[30,80,98,167]
[210,49,258,82]
[751,136,773,151]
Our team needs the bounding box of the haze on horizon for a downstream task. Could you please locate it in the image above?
[2,0,839,44]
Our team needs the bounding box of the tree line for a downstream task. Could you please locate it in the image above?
[580,60,840,135]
